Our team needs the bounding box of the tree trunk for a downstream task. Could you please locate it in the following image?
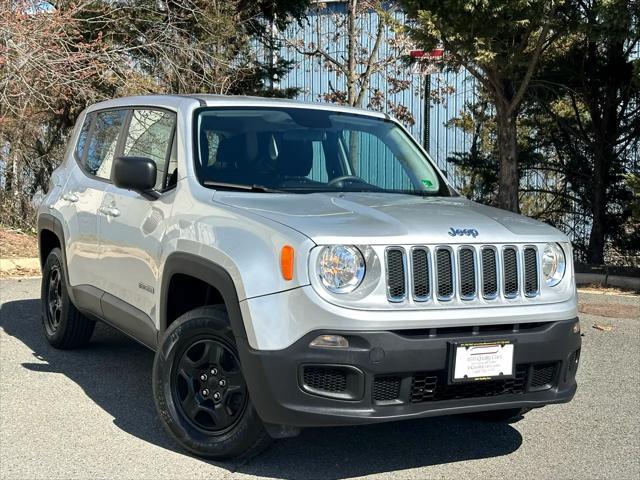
[495,105,520,212]
[587,149,607,264]
[346,0,357,106]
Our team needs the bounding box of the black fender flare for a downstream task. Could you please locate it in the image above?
[159,252,248,341]
[37,213,77,305]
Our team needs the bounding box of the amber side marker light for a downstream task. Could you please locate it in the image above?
[281,245,295,281]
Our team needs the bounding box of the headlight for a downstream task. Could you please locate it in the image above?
[542,243,566,286]
[317,245,365,293]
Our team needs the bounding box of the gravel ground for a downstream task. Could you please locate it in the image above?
[1,278,638,480]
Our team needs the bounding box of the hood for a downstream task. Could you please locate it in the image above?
[213,191,566,245]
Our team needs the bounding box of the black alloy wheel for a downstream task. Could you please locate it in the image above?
[172,337,248,434]
[44,264,63,335]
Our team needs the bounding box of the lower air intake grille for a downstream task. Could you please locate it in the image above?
[530,363,556,389]
[410,365,528,403]
[302,367,347,393]
[372,376,402,402]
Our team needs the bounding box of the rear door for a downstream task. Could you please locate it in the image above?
[98,108,177,326]
[63,109,127,292]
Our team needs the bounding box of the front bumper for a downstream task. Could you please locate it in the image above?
[237,318,581,427]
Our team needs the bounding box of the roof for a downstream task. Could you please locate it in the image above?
[86,94,388,119]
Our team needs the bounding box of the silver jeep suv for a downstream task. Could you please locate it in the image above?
[37,95,581,459]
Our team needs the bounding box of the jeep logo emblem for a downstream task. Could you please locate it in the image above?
[448,227,479,238]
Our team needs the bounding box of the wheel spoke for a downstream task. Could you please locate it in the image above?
[214,402,233,428]
[205,341,224,365]
[177,356,199,380]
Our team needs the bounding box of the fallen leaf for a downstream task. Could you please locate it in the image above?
[592,323,614,332]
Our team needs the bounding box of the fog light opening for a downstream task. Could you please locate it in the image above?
[310,334,349,349]
[572,322,580,334]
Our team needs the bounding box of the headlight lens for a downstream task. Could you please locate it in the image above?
[542,243,566,286]
[317,245,365,293]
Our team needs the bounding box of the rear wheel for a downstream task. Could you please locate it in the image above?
[41,248,95,349]
[153,306,271,459]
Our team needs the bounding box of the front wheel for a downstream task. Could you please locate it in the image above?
[152,306,271,459]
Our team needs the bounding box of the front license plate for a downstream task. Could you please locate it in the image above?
[452,341,515,382]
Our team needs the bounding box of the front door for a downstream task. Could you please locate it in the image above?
[98,108,177,327]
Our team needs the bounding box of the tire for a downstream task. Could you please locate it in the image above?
[473,407,529,422]
[153,306,272,460]
[41,248,95,349]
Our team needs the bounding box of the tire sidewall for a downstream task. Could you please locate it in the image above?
[41,248,72,342]
[153,308,266,459]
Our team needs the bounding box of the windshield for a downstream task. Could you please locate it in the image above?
[194,107,447,196]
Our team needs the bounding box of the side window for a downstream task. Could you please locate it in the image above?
[75,114,93,161]
[84,110,126,179]
[123,109,176,190]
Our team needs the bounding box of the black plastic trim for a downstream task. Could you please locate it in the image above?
[237,318,581,427]
[37,213,76,305]
[159,252,247,341]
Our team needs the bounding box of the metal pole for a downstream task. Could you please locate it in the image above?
[423,74,430,153]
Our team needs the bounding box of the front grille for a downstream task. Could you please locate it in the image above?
[530,363,556,389]
[372,376,402,402]
[302,367,346,393]
[384,244,541,304]
[410,365,528,403]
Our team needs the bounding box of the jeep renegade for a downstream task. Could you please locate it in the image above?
[37,95,581,459]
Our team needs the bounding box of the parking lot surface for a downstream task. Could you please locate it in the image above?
[1,278,639,480]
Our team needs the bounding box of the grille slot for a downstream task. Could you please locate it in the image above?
[436,249,454,300]
[481,248,498,298]
[302,367,347,393]
[523,247,539,297]
[372,376,402,402]
[503,248,519,298]
[386,248,407,301]
[458,248,477,300]
[410,365,528,403]
[411,248,431,301]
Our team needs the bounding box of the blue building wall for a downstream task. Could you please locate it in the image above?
[274,2,477,188]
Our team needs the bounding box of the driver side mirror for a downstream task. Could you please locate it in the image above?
[113,156,159,200]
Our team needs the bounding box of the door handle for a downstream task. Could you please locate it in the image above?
[99,206,120,217]
[62,192,79,203]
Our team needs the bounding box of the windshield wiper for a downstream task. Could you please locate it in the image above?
[203,181,285,193]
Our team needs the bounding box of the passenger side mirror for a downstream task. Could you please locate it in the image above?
[113,156,159,200]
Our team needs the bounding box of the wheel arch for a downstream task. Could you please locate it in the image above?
[37,213,77,306]
[159,252,248,341]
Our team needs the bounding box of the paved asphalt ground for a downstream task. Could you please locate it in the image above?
[1,278,638,480]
